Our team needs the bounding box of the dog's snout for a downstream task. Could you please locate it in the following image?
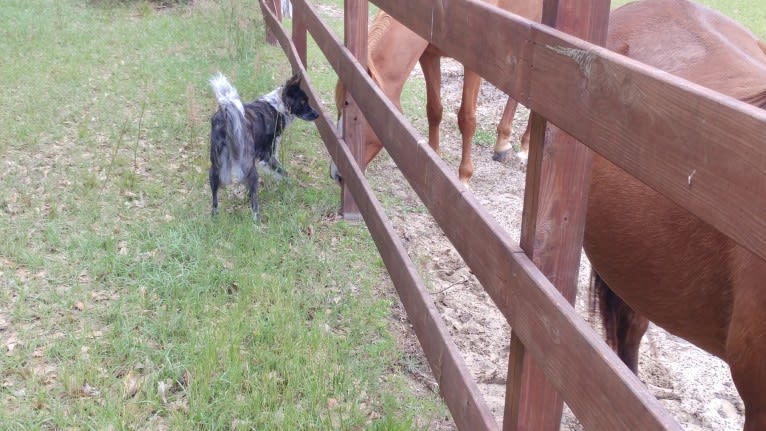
[302,108,319,121]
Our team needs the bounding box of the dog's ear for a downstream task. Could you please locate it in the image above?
[286,73,301,88]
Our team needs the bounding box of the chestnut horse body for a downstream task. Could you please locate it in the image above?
[586,1,766,429]
[334,0,542,184]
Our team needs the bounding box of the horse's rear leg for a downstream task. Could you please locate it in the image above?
[592,272,649,373]
[419,48,443,156]
[457,69,481,185]
[727,254,766,431]
[493,96,518,162]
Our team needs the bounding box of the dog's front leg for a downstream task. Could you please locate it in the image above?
[268,156,287,179]
[246,170,261,223]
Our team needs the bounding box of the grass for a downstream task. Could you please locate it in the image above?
[2,0,764,429]
[611,0,766,39]
[0,0,446,429]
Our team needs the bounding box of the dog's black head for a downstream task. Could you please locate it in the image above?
[282,74,319,122]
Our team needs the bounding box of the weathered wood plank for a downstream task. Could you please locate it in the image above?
[370,0,766,269]
[271,2,498,429]
[292,1,680,428]
[506,1,609,429]
[292,7,308,65]
[259,0,306,74]
[265,0,282,45]
[340,0,368,220]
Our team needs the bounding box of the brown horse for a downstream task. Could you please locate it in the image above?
[585,1,766,430]
[333,0,542,185]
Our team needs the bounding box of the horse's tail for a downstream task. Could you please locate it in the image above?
[589,271,619,351]
[210,73,247,160]
[333,46,382,122]
[589,271,648,373]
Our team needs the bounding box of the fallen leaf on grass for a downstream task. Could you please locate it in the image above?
[5,334,19,355]
[78,270,90,284]
[33,347,44,358]
[123,371,140,399]
[32,364,57,385]
[180,371,191,388]
[158,380,170,404]
[83,383,99,397]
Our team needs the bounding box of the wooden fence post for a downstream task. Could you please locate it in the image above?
[503,1,611,430]
[266,0,283,46]
[341,0,368,221]
[292,1,307,66]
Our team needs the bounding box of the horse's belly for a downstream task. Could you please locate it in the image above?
[584,156,731,357]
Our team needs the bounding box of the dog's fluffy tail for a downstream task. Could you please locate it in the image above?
[210,73,247,159]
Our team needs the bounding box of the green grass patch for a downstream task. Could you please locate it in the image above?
[612,0,766,39]
[0,0,445,429]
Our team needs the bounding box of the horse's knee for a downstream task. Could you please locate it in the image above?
[457,107,477,137]
[426,101,443,153]
[426,100,443,125]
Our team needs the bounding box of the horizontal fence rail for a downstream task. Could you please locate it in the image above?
[258,2,499,429]
[371,0,766,266]
[277,0,683,429]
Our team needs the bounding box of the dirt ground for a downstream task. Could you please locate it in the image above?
[365,58,745,430]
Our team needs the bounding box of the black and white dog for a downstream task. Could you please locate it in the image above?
[208,73,318,221]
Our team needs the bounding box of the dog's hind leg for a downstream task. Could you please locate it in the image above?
[246,169,261,223]
[209,167,221,216]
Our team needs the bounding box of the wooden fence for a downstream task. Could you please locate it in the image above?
[258,0,766,429]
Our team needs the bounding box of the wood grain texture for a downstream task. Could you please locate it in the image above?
[370,0,766,265]
[340,0,368,220]
[292,11,308,66]
[265,0,282,45]
[507,1,608,429]
[274,2,498,429]
[288,1,681,428]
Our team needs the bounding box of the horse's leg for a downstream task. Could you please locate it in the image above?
[457,69,481,185]
[593,272,648,373]
[517,117,532,165]
[419,48,443,156]
[727,251,766,431]
[492,96,518,162]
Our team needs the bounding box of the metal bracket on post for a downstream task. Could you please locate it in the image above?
[340,0,368,222]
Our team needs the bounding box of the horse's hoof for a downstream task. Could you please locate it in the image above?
[211,207,219,217]
[492,148,514,163]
